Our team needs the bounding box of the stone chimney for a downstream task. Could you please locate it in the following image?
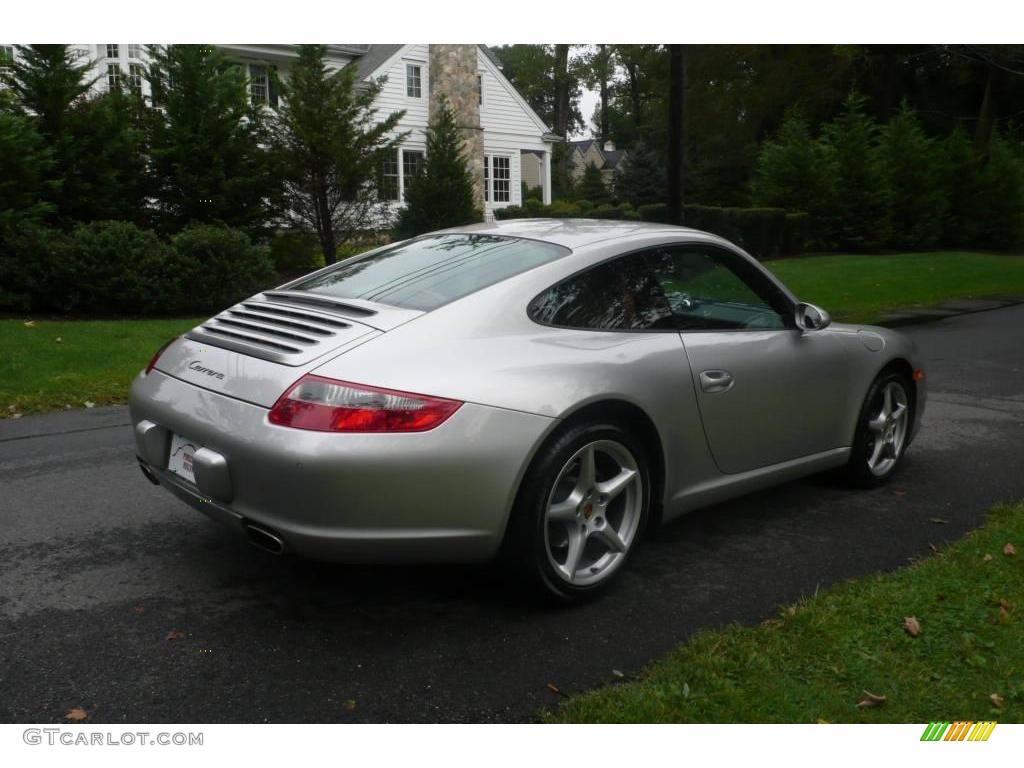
[429,45,485,211]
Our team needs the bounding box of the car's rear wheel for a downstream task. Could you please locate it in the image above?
[502,421,651,603]
[843,370,913,487]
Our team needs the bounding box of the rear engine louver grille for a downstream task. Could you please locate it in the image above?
[186,296,375,365]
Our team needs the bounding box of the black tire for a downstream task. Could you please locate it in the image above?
[842,369,914,488]
[499,420,651,604]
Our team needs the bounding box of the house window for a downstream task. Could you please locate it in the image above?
[379,153,400,202]
[477,74,483,105]
[106,44,119,59]
[107,63,122,89]
[249,64,268,106]
[128,63,144,92]
[127,43,141,59]
[406,63,421,98]
[483,158,489,202]
[402,150,424,200]
[491,156,511,203]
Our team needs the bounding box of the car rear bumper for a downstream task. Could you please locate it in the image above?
[129,370,555,563]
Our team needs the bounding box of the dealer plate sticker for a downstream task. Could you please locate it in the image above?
[168,434,199,484]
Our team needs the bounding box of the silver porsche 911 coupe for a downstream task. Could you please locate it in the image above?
[131,219,925,601]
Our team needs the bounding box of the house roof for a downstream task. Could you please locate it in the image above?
[603,149,625,170]
[346,44,404,81]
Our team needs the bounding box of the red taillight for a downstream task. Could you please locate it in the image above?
[145,337,178,375]
[268,375,462,433]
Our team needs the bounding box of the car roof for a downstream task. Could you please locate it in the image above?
[440,218,708,250]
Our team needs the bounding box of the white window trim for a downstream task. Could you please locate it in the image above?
[400,148,425,202]
[486,154,512,205]
[405,62,423,99]
[248,63,269,106]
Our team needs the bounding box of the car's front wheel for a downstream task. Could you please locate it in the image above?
[502,421,651,603]
[843,370,914,487]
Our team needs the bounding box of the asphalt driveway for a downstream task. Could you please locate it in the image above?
[1,305,1023,723]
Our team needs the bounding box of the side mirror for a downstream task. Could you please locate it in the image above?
[795,302,831,332]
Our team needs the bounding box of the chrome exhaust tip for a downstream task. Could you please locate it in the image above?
[137,457,160,485]
[244,522,286,555]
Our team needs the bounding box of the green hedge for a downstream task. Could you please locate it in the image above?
[270,230,325,272]
[0,221,275,315]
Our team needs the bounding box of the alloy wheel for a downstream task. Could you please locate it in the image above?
[866,381,910,477]
[543,439,644,587]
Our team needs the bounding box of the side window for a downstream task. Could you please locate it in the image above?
[528,253,676,331]
[647,246,791,331]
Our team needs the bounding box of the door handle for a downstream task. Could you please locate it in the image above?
[700,369,734,394]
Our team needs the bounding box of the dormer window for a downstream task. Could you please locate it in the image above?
[406,63,421,98]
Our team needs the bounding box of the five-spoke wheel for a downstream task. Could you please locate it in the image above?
[844,370,914,487]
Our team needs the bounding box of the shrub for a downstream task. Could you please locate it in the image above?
[270,230,325,272]
[781,213,811,256]
[39,221,175,314]
[494,205,529,220]
[576,162,612,206]
[637,203,669,223]
[0,224,71,311]
[167,225,276,313]
[547,200,582,218]
[683,205,787,259]
[523,197,545,216]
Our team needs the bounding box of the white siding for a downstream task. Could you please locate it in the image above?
[477,47,549,148]
[368,44,429,145]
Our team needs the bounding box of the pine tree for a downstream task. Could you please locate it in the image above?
[614,142,664,207]
[271,44,405,263]
[879,102,947,249]
[0,45,148,227]
[395,97,481,238]
[576,161,611,205]
[145,44,281,237]
[820,94,891,250]
[0,111,55,231]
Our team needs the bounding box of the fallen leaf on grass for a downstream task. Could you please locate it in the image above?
[857,690,887,708]
[165,629,186,641]
[929,517,949,524]
[84,401,95,409]
[23,321,35,328]
[342,700,357,712]
[65,708,87,722]
[983,554,994,562]
[999,599,1010,617]
[55,337,62,343]
[1004,542,1017,556]
[990,693,1004,708]
[902,616,922,637]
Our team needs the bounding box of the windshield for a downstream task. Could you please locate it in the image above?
[289,234,571,311]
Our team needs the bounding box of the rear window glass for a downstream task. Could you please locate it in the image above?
[288,234,570,311]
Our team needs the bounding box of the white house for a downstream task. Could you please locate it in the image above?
[2,43,559,217]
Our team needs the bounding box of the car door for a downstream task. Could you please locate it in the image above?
[645,244,855,475]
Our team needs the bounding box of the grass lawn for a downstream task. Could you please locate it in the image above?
[766,250,1024,322]
[0,317,201,417]
[546,502,1024,723]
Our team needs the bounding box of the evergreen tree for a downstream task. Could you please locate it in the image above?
[145,44,281,237]
[270,44,405,263]
[0,111,55,231]
[1,45,148,227]
[576,161,611,205]
[879,102,947,249]
[614,142,665,207]
[395,97,480,238]
[819,94,891,250]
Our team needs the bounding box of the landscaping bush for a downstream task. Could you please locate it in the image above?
[0,224,71,312]
[33,221,174,314]
[167,225,276,313]
[270,230,324,272]
[494,205,529,220]
[523,197,545,216]
[637,203,669,223]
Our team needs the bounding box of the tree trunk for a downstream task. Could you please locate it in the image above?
[315,182,337,264]
[598,44,609,141]
[666,45,685,225]
[553,44,571,193]
[974,64,998,159]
